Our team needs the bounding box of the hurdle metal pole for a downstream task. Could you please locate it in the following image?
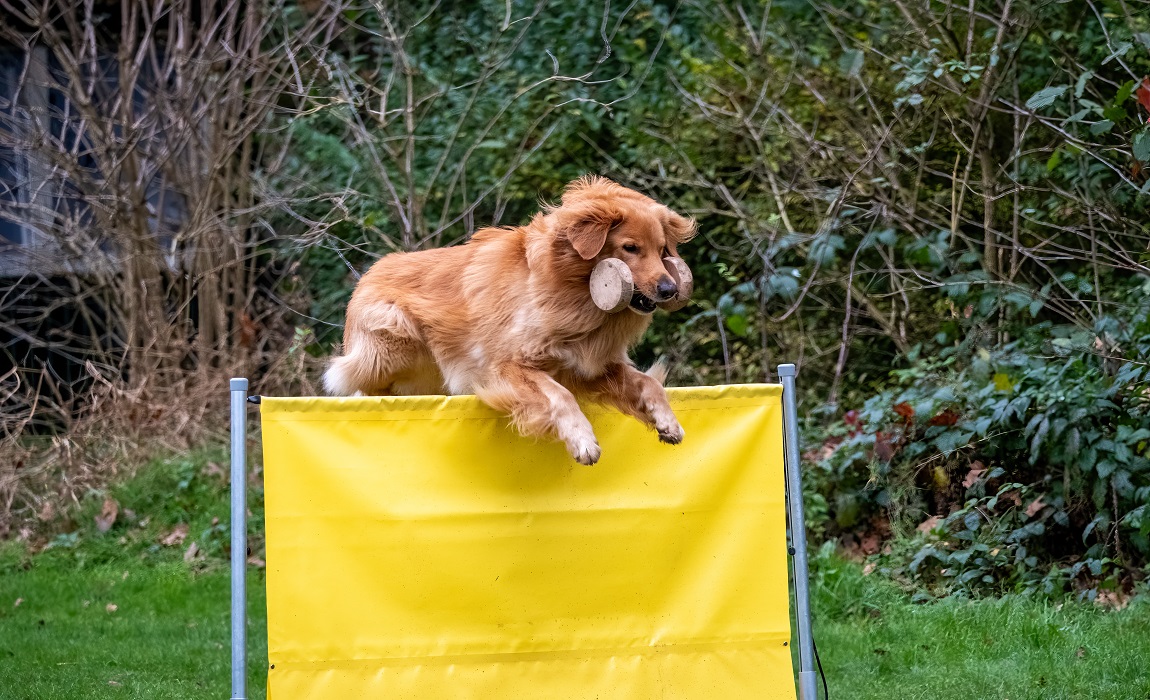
[778,364,817,700]
[229,378,249,700]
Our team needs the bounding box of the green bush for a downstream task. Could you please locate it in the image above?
[809,277,1150,597]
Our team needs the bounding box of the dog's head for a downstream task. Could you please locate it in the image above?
[551,176,696,314]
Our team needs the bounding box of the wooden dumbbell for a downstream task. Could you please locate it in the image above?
[590,257,693,313]
[657,256,693,311]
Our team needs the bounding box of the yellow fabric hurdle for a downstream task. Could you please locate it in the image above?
[260,384,795,699]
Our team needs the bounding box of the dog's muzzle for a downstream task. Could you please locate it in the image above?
[628,292,657,314]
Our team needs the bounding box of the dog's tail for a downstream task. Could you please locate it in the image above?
[645,358,670,386]
[323,351,371,396]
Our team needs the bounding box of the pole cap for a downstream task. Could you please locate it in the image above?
[777,363,796,378]
[230,378,249,391]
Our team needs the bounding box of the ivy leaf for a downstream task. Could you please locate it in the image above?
[809,234,845,265]
[763,271,800,300]
[1083,514,1106,543]
[1066,427,1081,458]
[936,430,974,454]
[1103,104,1127,123]
[839,49,864,78]
[1115,79,1136,106]
[1102,42,1133,65]
[1026,85,1068,110]
[1116,361,1144,384]
[1075,70,1093,98]
[964,512,981,531]
[725,313,748,337]
[1090,119,1114,135]
[1133,128,1150,162]
[1030,416,1050,464]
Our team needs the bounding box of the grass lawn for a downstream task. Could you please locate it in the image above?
[811,556,1150,700]
[2,451,1148,699]
[0,564,267,699]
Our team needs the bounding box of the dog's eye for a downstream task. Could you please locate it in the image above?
[623,243,639,253]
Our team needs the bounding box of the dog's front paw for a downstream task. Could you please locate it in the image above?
[657,421,684,445]
[568,435,602,465]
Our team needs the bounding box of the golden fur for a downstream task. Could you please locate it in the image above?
[324,176,696,464]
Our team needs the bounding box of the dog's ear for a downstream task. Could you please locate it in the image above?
[556,201,623,260]
[662,209,697,249]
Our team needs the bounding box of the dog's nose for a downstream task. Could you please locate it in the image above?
[655,276,678,301]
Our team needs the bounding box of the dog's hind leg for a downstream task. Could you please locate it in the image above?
[324,301,435,396]
[475,364,601,465]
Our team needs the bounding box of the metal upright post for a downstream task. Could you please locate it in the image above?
[229,378,248,700]
[778,364,817,700]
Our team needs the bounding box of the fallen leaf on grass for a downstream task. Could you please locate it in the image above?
[862,562,876,576]
[1094,589,1130,610]
[108,680,122,687]
[1076,646,1086,658]
[95,498,119,533]
[105,603,118,613]
[183,542,201,563]
[160,524,189,547]
[13,598,23,608]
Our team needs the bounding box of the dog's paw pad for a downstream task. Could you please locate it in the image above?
[570,439,602,465]
[657,425,684,445]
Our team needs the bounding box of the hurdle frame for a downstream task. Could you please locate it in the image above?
[227,364,817,700]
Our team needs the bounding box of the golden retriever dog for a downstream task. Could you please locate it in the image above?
[323,176,695,465]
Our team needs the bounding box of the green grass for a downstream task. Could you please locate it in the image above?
[811,555,1150,699]
[2,449,1148,699]
[0,564,267,699]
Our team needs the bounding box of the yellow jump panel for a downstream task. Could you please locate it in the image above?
[261,385,795,699]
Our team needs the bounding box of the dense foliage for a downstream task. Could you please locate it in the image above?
[262,0,1150,598]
